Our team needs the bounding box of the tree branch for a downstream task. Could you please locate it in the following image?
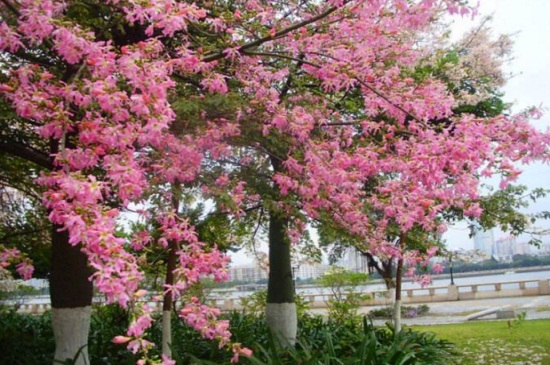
[0,179,42,200]
[202,2,349,63]
[0,228,49,243]
[0,142,52,169]
[0,0,20,17]
[241,50,317,68]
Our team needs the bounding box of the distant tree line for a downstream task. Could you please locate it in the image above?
[440,255,550,274]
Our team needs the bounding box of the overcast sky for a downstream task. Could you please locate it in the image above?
[230,1,550,265]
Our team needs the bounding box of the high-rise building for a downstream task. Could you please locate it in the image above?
[334,247,369,272]
[473,226,494,257]
[228,262,333,283]
[513,241,531,256]
[493,235,515,261]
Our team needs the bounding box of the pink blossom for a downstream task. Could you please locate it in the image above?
[231,343,253,363]
[16,260,34,280]
[127,311,153,338]
[162,355,176,365]
[112,336,132,344]
[426,246,439,257]
[432,263,444,274]
[201,74,228,94]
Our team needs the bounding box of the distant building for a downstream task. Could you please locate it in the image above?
[537,243,550,256]
[228,265,268,282]
[228,261,332,283]
[492,235,515,262]
[334,247,369,272]
[513,241,531,256]
[473,226,494,257]
[294,263,331,280]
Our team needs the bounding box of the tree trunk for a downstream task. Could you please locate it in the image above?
[50,228,93,365]
[266,213,297,346]
[162,187,180,358]
[162,310,172,358]
[382,259,396,290]
[162,239,178,358]
[393,257,403,334]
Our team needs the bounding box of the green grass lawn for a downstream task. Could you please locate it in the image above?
[413,319,550,365]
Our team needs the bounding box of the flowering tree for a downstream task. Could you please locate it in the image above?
[1,0,549,363]
[0,0,247,363]
[317,20,549,332]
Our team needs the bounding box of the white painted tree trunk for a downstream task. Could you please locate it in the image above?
[393,299,402,333]
[52,306,92,365]
[393,256,404,334]
[162,310,172,358]
[387,288,396,304]
[266,302,297,346]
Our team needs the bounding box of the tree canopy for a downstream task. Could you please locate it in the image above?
[1,0,549,363]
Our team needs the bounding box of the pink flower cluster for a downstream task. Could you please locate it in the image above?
[180,297,252,362]
[112,303,155,355]
[0,247,34,280]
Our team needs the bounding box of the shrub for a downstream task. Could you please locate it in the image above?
[240,289,268,315]
[0,310,54,365]
[0,306,457,365]
[245,317,458,365]
[317,268,370,324]
[354,319,458,365]
[88,304,139,365]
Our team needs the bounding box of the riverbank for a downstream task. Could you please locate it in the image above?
[426,265,550,282]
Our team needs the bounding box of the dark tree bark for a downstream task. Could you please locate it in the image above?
[266,212,297,345]
[267,213,294,304]
[50,229,93,308]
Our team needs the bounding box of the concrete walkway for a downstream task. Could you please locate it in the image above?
[308,295,550,326]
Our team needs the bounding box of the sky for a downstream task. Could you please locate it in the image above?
[230,0,550,265]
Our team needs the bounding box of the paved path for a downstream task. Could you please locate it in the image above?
[308,295,550,325]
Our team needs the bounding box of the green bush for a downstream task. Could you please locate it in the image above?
[0,310,55,365]
[88,305,139,365]
[317,268,370,324]
[239,290,268,314]
[360,320,458,365]
[0,307,457,365]
[245,317,458,365]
